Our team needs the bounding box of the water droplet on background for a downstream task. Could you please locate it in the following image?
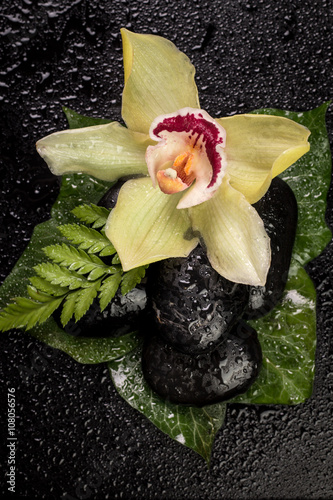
[0,0,332,498]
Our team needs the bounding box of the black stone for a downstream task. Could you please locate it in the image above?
[53,285,147,338]
[142,320,262,406]
[97,178,129,210]
[244,177,298,319]
[148,246,249,355]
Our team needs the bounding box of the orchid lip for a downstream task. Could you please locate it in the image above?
[145,107,227,209]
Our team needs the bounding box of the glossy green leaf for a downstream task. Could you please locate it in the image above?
[252,103,332,266]
[58,224,113,254]
[31,324,142,364]
[34,261,90,290]
[0,294,64,332]
[228,102,332,404]
[0,171,141,363]
[71,203,110,228]
[42,243,106,273]
[29,276,67,296]
[230,262,316,404]
[73,280,101,321]
[120,265,148,295]
[109,345,226,464]
[62,106,112,129]
[99,272,123,311]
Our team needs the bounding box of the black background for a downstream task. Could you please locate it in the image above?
[0,1,332,499]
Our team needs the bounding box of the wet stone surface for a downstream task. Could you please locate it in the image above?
[149,246,249,355]
[142,321,262,406]
[98,177,136,210]
[0,1,332,499]
[53,286,148,338]
[245,177,298,320]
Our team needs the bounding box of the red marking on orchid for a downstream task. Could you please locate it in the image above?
[146,108,227,209]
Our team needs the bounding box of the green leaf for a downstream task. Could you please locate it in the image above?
[86,267,106,281]
[229,262,316,404]
[226,102,332,405]
[32,322,142,364]
[61,289,81,326]
[27,286,58,303]
[0,169,139,362]
[99,244,117,257]
[29,276,68,297]
[0,295,63,332]
[73,280,101,321]
[72,203,111,229]
[44,242,103,268]
[109,344,226,464]
[111,254,121,265]
[99,273,123,311]
[58,224,113,255]
[62,106,112,129]
[121,265,148,295]
[42,243,115,279]
[34,262,89,290]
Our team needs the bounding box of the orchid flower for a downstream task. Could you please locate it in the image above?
[36,29,310,286]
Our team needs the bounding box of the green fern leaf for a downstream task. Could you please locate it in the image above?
[87,267,108,281]
[74,280,101,321]
[112,254,121,265]
[34,262,89,290]
[99,272,122,311]
[0,200,149,333]
[44,243,104,267]
[121,266,148,295]
[58,224,112,254]
[29,276,68,296]
[72,203,110,228]
[60,289,81,327]
[99,244,117,257]
[42,243,117,278]
[27,286,60,303]
[0,295,63,332]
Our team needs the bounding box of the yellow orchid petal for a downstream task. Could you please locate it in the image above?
[217,114,310,204]
[121,29,200,135]
[36,122,151,181]
[189,175,271,286]
[105,177,199,270]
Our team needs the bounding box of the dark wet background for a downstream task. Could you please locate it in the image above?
[0,1,332,498]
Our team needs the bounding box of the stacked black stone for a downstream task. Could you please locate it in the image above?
[142,178,298,406]
[54,177,298,406]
